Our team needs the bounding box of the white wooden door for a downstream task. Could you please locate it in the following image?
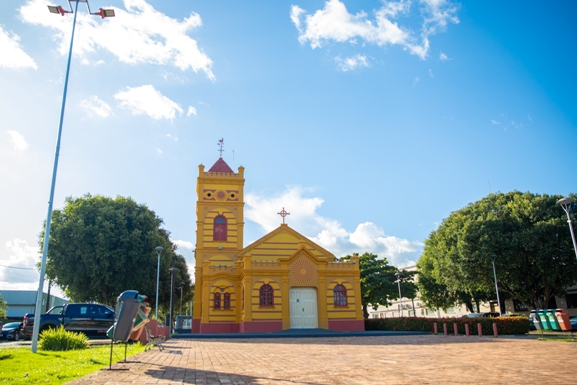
[289,288,318,329]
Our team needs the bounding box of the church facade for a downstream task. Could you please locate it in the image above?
[192,156,364,333]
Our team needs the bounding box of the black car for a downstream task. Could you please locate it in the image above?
[0,322,23,341]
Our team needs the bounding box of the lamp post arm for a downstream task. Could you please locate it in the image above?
[31,0,80,354]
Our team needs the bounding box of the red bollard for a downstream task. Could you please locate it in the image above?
[443,323,448,336]
[477,323,482,337]
[433,322,438,335]
[465,323,470,336]
[454,323,458,336]
[493,323,498,338]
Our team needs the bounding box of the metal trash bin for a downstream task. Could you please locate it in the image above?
[529,310,542,330]
[546,309,561,331]
[537,309,551,330]
[555,308,572,331]
[110,290,145,342]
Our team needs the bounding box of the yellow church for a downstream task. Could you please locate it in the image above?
[192,154,364,333]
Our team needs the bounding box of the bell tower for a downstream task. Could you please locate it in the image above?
[192,148,245,333]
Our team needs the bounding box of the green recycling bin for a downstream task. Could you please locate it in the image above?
[537,310,551,330]
[545,309,561,331]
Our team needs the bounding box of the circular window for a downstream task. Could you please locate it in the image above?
[207,193,212,197]
[216,191,226,200]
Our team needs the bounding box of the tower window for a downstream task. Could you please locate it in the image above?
[334,284,347,306]
[214,292,221,309]
[259,284,274,307]
[224,293,231,309]
[214,215,227,241]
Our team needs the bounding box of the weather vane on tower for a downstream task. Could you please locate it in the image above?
[218,138,224,158]
[277,207,290,224]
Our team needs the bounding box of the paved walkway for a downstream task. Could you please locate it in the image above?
[67,335,576,385]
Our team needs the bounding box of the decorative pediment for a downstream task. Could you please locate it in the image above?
[239,224,335,262]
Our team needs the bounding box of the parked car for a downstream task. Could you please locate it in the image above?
[0,322,23,341]
[21,303,115,340]
[461,312,500,318]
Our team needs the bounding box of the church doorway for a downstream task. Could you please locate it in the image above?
[289,288,318,329]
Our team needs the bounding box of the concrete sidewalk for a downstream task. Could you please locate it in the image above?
[66,334,576,384]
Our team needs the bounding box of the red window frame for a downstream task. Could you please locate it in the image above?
[223,293,231,309]
[213,215,227,241]
[334,284,347,306]
[214,292,221,309]
[259,284,274,307]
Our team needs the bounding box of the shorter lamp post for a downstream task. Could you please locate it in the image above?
[179,282,184,315]
[395,272,403,317]
[557,197,577,261]
[154,246,164,320]
[168,266,175,333]
[489,254,502,315]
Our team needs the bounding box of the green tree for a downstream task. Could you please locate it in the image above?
[340,253,398,318]
[0,294,7,318]
[419,191,577,310]
[40,194,193,315]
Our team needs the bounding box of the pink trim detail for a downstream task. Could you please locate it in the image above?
[328,319,365,332]
[240,321,283,333]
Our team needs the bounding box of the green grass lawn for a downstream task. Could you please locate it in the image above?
[0,343,147,385]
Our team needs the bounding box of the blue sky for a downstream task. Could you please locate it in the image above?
[1,0,576,298]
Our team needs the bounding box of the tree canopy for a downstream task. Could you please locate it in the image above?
[340,252,400,318]
[417,191,577,310]
[41,194,193,317]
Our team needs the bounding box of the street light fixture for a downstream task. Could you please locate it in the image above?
[31,0,115,354]
[489,254,502,315]
[395,272,403,317]
[154,246,164,320]
[557,197,577,261]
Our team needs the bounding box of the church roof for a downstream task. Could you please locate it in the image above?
[239,224,335,261]
[208,158,234,173]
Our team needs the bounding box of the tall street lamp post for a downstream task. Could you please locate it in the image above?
[32,0,115,353]
[154,246,164,320]
[395,272,403,317]
[557,197,577,261]
[489,254,502,315]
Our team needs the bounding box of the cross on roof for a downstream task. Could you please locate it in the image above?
[218,138,224,158]
[277,207,290,224]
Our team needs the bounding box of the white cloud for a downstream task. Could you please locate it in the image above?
[157,148,163,154]
[79,95,112,118]
[335,54,370,71]
[0,239,39,286]
[187,106,197,116]
[439,52,449,61]
[291,0,459,60]
[413,76,420,87]
[429,68,434,78]
[114,84,183,120]
[0,26,37,70]
[246,186,422,267]
[173,240,194,250]
[6,130,29,151]
[166,134,178,141]
[19,0,214,80]
[490,119,500,125]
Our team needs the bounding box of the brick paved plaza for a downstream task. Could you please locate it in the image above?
[68,335,575,385]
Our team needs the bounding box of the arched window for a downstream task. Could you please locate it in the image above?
[259,284,274,306]
[213,215,227,241]
[334,284,347,306]
[223,293,231,309]
[214,292,221,309]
